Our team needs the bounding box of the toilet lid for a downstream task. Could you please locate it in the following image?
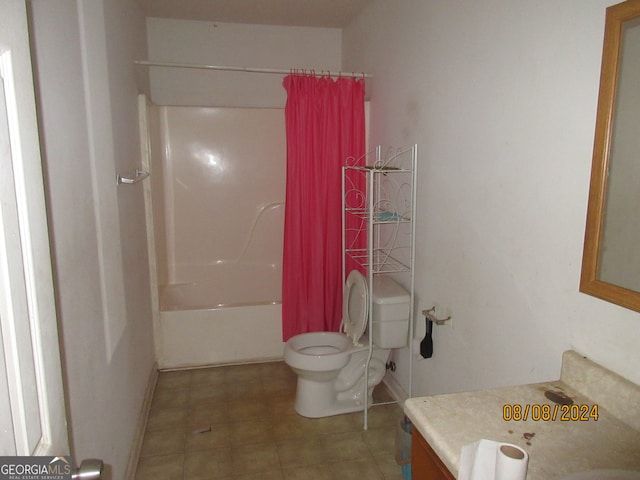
[342,270,368,345]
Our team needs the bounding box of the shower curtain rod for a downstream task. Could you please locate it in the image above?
[134,60,373,79]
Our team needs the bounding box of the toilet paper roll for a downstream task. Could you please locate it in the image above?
[495,443,529,480]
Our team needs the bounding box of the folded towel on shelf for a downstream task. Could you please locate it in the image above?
[377,211,405,221]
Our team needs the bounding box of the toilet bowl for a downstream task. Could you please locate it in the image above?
[283,271,410,418]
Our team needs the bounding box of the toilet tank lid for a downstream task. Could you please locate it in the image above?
[372,275,410,304]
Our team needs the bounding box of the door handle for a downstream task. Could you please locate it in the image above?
[72,459,103,480]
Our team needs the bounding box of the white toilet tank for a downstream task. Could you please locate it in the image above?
[371,275,410,348]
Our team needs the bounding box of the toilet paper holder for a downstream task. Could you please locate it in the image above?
[422,307,451,326]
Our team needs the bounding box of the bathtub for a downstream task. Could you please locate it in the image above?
[160,263,281,310]
[156,263,285,369]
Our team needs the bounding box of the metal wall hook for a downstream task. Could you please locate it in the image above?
[116,169,149,185]
[422,306,451,326]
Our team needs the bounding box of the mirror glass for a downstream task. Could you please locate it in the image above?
[581,1,640,312]
[598,16,640,291]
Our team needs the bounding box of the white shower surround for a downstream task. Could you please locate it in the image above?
[143,100,287,368]
[142,17,345,369]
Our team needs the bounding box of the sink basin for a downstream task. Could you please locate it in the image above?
[563,471,640,480]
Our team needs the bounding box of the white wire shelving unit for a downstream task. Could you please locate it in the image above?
[342,144,417,430]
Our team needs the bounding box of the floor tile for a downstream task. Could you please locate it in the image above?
[190,382,229,405]
[135,454,184,480]
[135,361,407,480]
[272,412,321,440]
[140,428,186,457]
[228,397,270,420]
[328,459,386,479]
[146,407,190,432]
[266,394,297,417]
[276,436,326,468]
[224,363,264,383]
[234,470,284,480]
[282,465,335,480]
[310,413,362,435]
[183,449,233,479]
[227,380,264,401]
[184,423,230,452]
[231,443,280,476]
[189,401,229,427]
[191,367,227,386]
[321,431,370,463]
[152,388,190,410]
[374,453,408,480]
[364,426,397,454]
[155,371,192,394]
[230,418,275,446]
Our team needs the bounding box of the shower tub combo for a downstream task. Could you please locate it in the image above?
[141,98,287,368]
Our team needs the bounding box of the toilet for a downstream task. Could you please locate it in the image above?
[283,270,410,418]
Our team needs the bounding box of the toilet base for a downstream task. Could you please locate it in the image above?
[293,376,340,418]
[293,376,377,418]
[292,350,389,418]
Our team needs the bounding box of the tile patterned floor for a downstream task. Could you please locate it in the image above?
[134,361,406,480]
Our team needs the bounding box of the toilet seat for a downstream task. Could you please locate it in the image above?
[342,270,368,346]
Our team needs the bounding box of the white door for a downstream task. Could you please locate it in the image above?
[0,0,69,456]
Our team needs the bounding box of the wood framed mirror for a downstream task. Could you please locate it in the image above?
[580,0,640,312]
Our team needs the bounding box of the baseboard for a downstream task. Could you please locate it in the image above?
[124,362,158,480]
[158,356,284,372]
[383,371,409,405]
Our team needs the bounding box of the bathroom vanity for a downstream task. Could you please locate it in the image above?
[411,427,455,480]
[405,351,640,480]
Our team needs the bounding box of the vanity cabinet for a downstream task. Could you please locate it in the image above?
[412,428,455,480]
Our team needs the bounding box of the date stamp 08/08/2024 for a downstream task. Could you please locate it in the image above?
[502,403,599,422]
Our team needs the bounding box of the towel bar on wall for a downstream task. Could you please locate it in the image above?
[116,169,149,185]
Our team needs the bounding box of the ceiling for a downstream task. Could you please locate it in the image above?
[139,0,374,28]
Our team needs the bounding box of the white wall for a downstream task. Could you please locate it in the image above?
[29,0,155,477]
[146,18,343,107]
[343,0,640,396]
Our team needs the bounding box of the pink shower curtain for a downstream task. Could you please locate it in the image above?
[281,74,365,341]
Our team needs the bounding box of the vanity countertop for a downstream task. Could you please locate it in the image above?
[404,351,640,479]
